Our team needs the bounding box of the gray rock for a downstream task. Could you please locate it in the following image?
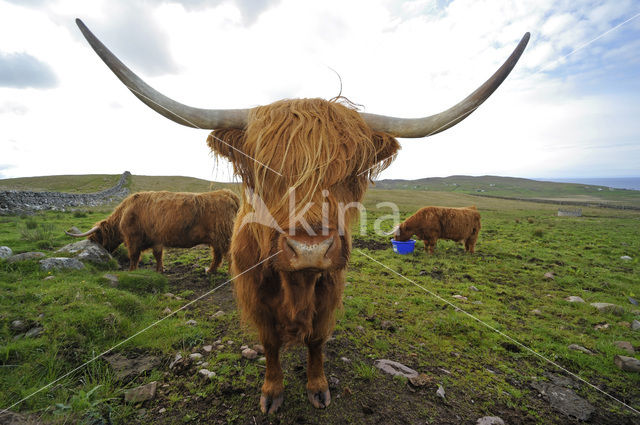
[57,240,112,263]
[185,319,197,326]
[436,385,445,400]
[469,286,479,292]
[124,381,157,403]
[202,345,213,353]
[100,274,118,287]
[6,252,45,263]
[0,246,12,259]
[25,327,44,338]
[530,309,543,316]
[104,353,161,381]
[373,359,418,378]
[169,353,183,369]
[242,348,258,359]
[43,275,55,280]
[591,302,624,315]
[162,307,171,315]
[543,272,554,280]
[614,341,635,354]
[340,357,351,363]
[632,320,640,331]
[568,344,594,355]
[67,226,81,234]
[565,296,585,303]
[629,297,639,306]
[10,320,28,333]
[39,257,84,271]
[620,255,632,260]
[531,381,594,420]
[614,355,640,372]
[189,353,203,360]
[253,344,264,354]
[476,417,505,425]
[198,368,215,379]
[212,310,225,318]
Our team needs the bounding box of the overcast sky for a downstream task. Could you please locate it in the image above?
[1,0,639,182]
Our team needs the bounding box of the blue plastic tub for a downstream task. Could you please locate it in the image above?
[391,239,415,255]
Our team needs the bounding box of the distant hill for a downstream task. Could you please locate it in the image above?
[1,173,639,209]
[372,175,640,208]
[0,173,240,195]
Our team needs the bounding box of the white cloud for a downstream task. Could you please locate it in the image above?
[0,0,638,182]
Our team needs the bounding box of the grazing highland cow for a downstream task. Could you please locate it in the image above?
[66,190,240,273]
[390,206,482,254]
[76,18,528,413]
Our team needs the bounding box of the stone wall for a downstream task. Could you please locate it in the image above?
[0,171,131,215]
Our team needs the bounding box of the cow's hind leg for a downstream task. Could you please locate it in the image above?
[205,246,222,274]
[306,339,330,409]
[152,245,164,272]
[260,338,284,414]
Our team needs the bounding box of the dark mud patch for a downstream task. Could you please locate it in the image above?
[352,238,389,251]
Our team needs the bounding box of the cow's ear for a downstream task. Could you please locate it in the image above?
[207,129,251,180]
[369,131,401,170]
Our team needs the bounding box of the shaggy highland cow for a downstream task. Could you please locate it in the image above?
[66,190,240,273]
[76,18,529,413]
[391,206,482,254]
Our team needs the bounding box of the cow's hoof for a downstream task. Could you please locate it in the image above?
[307,388,331,409]
[260,392,284,414]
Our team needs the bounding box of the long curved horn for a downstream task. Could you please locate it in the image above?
[360,32,530,138]
[75,19,249,129]
[65,226,99,237]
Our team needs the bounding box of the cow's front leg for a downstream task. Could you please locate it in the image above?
[306,339,330,409]
[152,245,164,272]
[260,340,284,414]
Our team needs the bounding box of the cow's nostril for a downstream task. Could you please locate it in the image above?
[286,237,333,258]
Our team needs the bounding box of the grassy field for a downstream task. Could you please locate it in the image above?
[1,176,639,424]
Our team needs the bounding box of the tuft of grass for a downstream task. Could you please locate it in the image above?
[353,361,377,380]
[116,270,168,294]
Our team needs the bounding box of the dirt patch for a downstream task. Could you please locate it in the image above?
[352,238,389,251]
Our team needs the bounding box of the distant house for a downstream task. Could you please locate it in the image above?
[558,208,582,217]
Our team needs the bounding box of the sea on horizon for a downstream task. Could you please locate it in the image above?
[536,177,640,191]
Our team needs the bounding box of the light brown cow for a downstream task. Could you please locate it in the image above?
[391,206,481,254]
[76,18,528,413]
[66,190,240,273]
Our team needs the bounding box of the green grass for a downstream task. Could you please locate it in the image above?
[0,177,639,423]
[374,175,640,208]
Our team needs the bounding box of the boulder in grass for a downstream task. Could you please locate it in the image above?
[590,302,624,316]
[614,355,640,373]
[57,240,112,264]
[124,381,157,403]
[0,246,12,259]
[7,252,45,263]
[373,359,418,379]
[39,257,84,271]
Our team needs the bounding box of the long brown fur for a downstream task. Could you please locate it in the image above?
[395,206,481,254]
[206,98,400,410]
[86,189,240,272]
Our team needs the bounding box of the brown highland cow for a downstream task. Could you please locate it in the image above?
[391,206,481,254]
[67,190,240,273]
[76,18,528,413]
